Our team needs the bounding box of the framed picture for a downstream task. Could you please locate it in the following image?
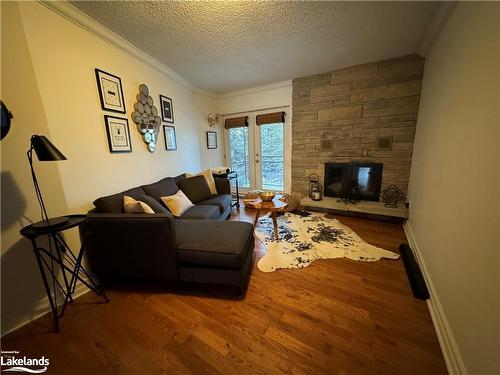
[159,95,174,123]
[104,115,132,153]
[95,68,126,114]
[207,131,217,149]
[164,125,177,151]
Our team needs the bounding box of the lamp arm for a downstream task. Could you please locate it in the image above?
[27,146,49,223]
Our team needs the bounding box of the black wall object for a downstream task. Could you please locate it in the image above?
[1,100,13,140]
[399,243,430,300]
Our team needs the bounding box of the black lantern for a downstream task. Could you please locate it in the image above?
[308,174,322,201]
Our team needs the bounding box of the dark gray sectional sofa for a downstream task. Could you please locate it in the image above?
[80,173,254,297]
[93,174,232,220]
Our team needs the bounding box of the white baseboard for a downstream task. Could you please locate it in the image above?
[403,222,467,375]
[1,283,90,337]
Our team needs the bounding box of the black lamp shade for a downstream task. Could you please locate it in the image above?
[31,135,66,161]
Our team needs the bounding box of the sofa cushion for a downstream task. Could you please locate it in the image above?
[175,220,254,269]
[178,205,220,220]
[123,196,155,214]
[186,169,217,195]
[143,177,179,202]
[173,173,186,184]
[135,195,172,215]
[197,194,232,214]
[214,177,231,195]
[177,175,212,203]
[93,187,146,213]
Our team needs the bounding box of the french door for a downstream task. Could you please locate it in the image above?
[225,108,289,193]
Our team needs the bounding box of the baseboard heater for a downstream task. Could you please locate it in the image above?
[399,243,430,300]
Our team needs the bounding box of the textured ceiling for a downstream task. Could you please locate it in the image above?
[70,1,440,94]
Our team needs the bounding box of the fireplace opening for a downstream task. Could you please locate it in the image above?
[324,162,383,202]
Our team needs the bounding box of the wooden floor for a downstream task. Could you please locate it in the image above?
[3,205,447,374]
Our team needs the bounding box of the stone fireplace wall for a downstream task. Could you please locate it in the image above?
[291,55,424,199]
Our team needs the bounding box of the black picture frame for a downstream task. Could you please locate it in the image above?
[207,131,217,149]
[159,95,174,123]
[164,125,177,151]
[95,68,126,114]
[104,115,132,153]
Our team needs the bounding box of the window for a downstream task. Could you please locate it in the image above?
[228,127,250,188]
[260,122,284,191]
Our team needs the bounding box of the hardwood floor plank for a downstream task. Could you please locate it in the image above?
[2,203,447,374]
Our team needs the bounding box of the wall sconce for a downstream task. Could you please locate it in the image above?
[207,113,220,128]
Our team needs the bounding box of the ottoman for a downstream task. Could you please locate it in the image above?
[175,220,255,297]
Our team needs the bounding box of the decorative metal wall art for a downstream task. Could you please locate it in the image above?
[131,84,161,153]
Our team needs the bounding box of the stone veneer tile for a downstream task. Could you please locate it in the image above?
[331,63,378,84]
[317,106,362,121]
[362,95,420,118]
[309,83,350,103]
[291,55,424,198]
[377,55,425,79]
[350,81,421,103]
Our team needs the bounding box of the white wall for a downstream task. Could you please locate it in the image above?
[0,1,218,334]
[407,3,500,374]
[193,92,224,171]
[219,81,293,192]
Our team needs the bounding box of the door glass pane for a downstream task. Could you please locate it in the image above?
[260,122,284,191]
[228,127,250,188]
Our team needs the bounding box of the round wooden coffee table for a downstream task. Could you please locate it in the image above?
[246,195,288,241]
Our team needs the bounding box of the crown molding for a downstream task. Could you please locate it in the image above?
[220,80,292,99]
[192,88,221,99]
[39,0,212,94]
[38,1,291,100]
[417,1,457,57]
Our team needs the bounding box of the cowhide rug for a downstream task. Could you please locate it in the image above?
[255,211,400,272]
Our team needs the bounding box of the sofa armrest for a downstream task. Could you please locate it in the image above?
[214,177,231,195]
[80,213,178,281]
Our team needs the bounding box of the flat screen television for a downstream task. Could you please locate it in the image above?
[324,162,383,201]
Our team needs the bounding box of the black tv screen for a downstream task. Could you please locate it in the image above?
[324,162,383,201]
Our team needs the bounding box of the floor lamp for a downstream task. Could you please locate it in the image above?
[27,135,68,228]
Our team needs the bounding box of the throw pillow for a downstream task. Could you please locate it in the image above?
[176,175,212,203]
[123,196,155,214]
[161,190,194,217]
[201,169,217,195]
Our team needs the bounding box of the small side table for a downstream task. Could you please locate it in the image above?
[20,215,108,332]
[213,171,240,209]
[247,196,288,241]
[227,171,240,210]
